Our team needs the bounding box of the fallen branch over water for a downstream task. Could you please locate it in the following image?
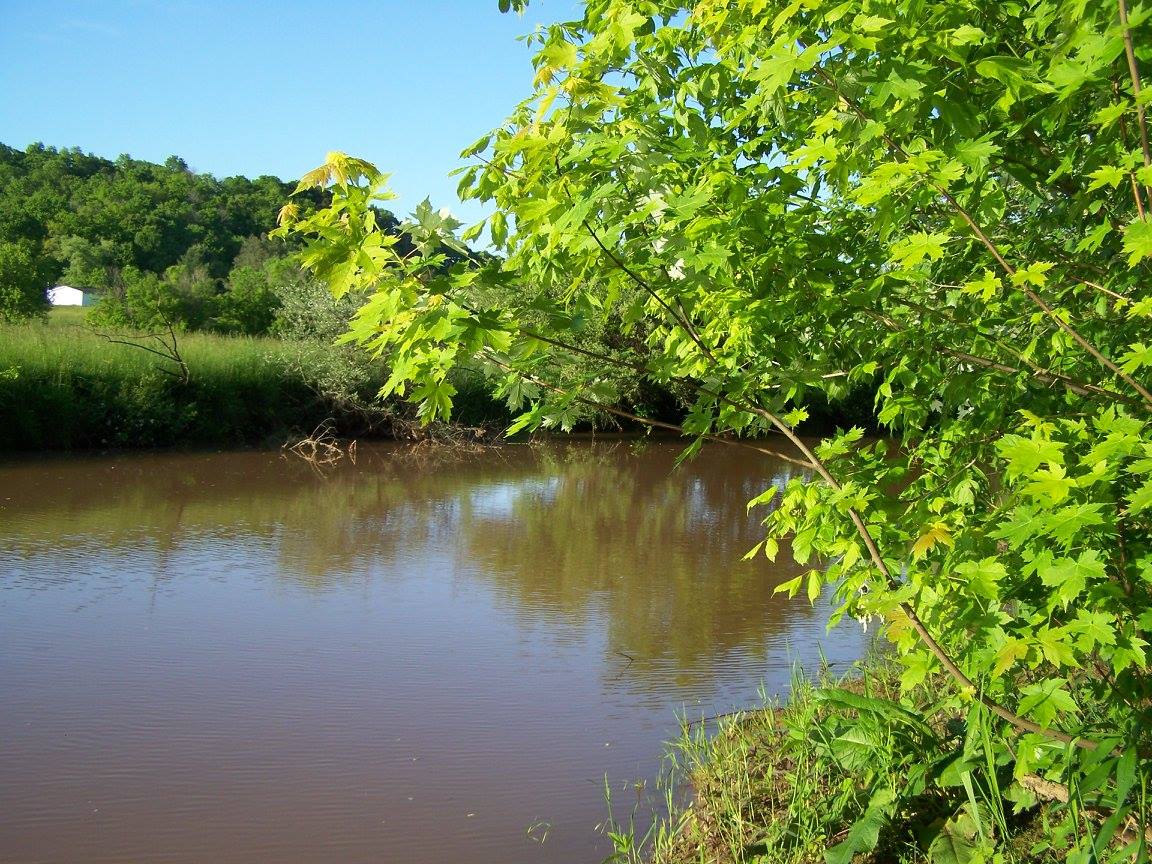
[285,420,356,467]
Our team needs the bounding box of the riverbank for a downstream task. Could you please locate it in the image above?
[0,310,505,450]
[0,311,333,449]
[618,666,1068,864]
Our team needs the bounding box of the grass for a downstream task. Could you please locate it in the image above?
[0,308,511,451]
[603,663,1074,864]
[0,309,347,450]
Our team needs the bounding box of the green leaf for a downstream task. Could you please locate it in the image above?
[1093,102,1128,128]
[1087,165,1127,191]
[996,434,1065,478]
[954,557,1005,600]
[1119,342,1152,374]
[952,136,999,172]
[1023,465,1075,504]
[926,807,981,864]
[1128,477,1152,514]
[961,270,1000,300]
[949,25,986,46]
[746,485,779,511]
[1039,550,1104,607]
[1036,626,1077,667]
[806,569,822,603]
[854,14,894,32]
[774,574,804,597]
[1070,609,1116,652]
[1123,218,1152,266]
[825,787,896,864]
[1019,679,1079,726]
[1042,503,1104,545]
[889,231,949,267]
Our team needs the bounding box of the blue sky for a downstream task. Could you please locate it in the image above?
[0,0,585,224]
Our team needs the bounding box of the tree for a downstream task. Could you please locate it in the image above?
[211,264,278,335]
[0,142,322,309]
[281,0,1152,857]
[0,240,51,321]
[53,234,124,291]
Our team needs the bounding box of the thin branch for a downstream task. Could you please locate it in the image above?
[707,387,1094,749]
[944,348,1134,404]
[481,351,814,469]
[1067,272,1128,302]
[875,296,1136,404]
[581,218,716,363]
[544,220,1100,750]
[1120,0,1152,196]
[1117,77,1149,216]
[1131,172,1146,220]
[1014,279,1152,407]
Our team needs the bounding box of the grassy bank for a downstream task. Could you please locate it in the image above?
[0,309,510,451]
[609,665,1082,864]
[0,310,361,450]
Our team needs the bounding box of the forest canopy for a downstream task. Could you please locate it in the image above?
[0,142,335,330]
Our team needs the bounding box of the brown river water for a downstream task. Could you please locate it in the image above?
[0,440,867,864]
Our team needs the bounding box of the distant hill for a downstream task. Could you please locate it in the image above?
[0,141,332,287]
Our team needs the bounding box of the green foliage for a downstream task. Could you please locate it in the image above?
[284,0,1152,856]
[0,141,323,281]
[0,141,336,334]
[614,667,1097,864]
[212,265,277,335]
[267,267,396,427]
[0,240,51,321]
[0,141,500,340]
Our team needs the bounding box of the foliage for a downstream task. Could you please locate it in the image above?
[268,266,395,426]
[0,141,321,281]
[0,141,502,340]
[282,0,1152,857]
[630,667,1070,864]
[0,240,51,321]
[0,141,333,334]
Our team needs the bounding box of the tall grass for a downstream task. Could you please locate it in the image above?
[0,310,339,450]
[0,309,510,450]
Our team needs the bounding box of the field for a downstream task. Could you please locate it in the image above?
[0,308,339,450]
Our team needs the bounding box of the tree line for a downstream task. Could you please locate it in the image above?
[0,141,357,332]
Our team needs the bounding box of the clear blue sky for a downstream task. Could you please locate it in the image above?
[0,0,584,224]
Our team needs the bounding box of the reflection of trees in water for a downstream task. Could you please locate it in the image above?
[1,443,848,684]
[451,444,826,689]
[1,447,482,584]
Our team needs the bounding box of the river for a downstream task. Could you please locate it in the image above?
[0,440,867,863]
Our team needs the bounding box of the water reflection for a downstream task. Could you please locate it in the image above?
[0,441,864,864]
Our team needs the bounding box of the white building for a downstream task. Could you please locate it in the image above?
[47,285,95,307]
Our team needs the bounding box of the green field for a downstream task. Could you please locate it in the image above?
[0,308,341,450]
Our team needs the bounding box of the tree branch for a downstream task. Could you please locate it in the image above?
[552,217,1100,751]
[481,350,815,469]
[1120,0,1152,199]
